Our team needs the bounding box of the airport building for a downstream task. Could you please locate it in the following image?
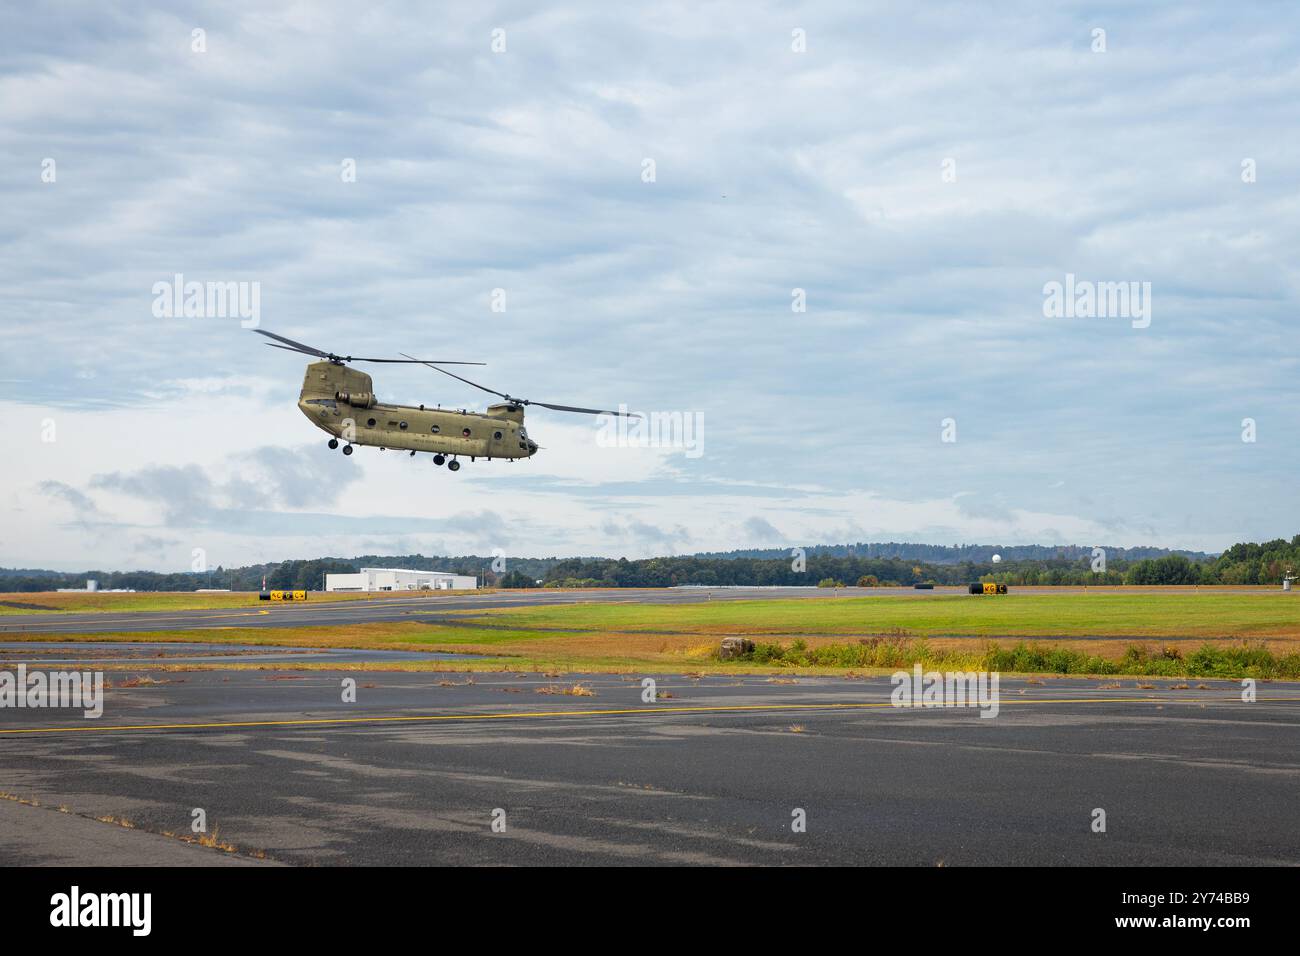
[324,567,478,592]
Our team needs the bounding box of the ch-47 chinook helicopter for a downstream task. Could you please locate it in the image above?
[256,329,638,472]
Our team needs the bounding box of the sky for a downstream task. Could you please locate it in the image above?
[3,1,1299,571]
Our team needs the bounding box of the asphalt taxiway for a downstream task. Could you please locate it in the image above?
[0,587,926,636]
[1,659,1296,866]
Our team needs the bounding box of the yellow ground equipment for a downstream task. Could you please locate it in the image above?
[260,590,308,601]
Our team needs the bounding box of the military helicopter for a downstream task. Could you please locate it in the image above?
[256,329,638,471]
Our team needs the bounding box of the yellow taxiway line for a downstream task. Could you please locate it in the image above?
[0,695,1294,737]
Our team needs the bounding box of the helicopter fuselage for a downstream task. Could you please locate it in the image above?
[297,360,537,460]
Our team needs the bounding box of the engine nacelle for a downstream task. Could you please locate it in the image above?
[336,391,376,408]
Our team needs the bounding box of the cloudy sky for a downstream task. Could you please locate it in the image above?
[4,2,1298,571]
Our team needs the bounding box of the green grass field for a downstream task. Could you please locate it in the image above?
[9,589,1300,678]
[465,591,1300,639]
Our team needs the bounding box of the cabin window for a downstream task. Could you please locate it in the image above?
[366,418,376,427]
[399,421,408,430]
[462,428,471,438]
[430,425,440,434]
[493,430,503,440]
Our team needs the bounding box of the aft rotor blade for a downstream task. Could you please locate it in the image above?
[264,342,319,356]
[255,329,330,358]
[257,330,483,365]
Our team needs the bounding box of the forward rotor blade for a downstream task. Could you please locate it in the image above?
[264,342,319,356]
[349,356,486,366]
[529,400,641,418]
[401,354,640,417]
[400,354,512,398]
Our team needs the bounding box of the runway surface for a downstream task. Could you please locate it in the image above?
[1,659,1297,866]
[0,641,481,666]
[0,587,929,635]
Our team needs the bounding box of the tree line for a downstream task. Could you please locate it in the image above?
[3,537,1296,592]
[531,537,1300,588]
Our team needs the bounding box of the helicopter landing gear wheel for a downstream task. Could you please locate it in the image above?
[447,459,460,472]
[328,438,339,449]
[342,445,353,456]
[432,454,445,466]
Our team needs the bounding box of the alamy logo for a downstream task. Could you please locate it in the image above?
[151,273,260,328]
[50,887,151,936]
[1042,273,1151,328]
[596,406,704,459]
[0,665,103,718]
[890,664,1000,718]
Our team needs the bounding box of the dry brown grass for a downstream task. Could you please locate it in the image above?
[18,605,1300,679]
[161,826,252,855]
[535,683,595,697]
[0,790,41,807]
[116,675,169,688]
[195,827,237,852]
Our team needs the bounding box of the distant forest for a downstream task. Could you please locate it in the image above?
[692,542,1213,564]
[4,537,1299,591]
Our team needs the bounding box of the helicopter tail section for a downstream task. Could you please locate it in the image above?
[299,360,376,407]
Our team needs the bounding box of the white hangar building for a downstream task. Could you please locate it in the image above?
[325,568,478,592]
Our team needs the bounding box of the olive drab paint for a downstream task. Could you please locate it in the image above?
[297,359,538,461]
[256,328,635,468]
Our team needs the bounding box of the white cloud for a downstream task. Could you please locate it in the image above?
[2,1,1297,568]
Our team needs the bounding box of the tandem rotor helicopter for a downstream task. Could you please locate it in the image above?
[255,329,638,472]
